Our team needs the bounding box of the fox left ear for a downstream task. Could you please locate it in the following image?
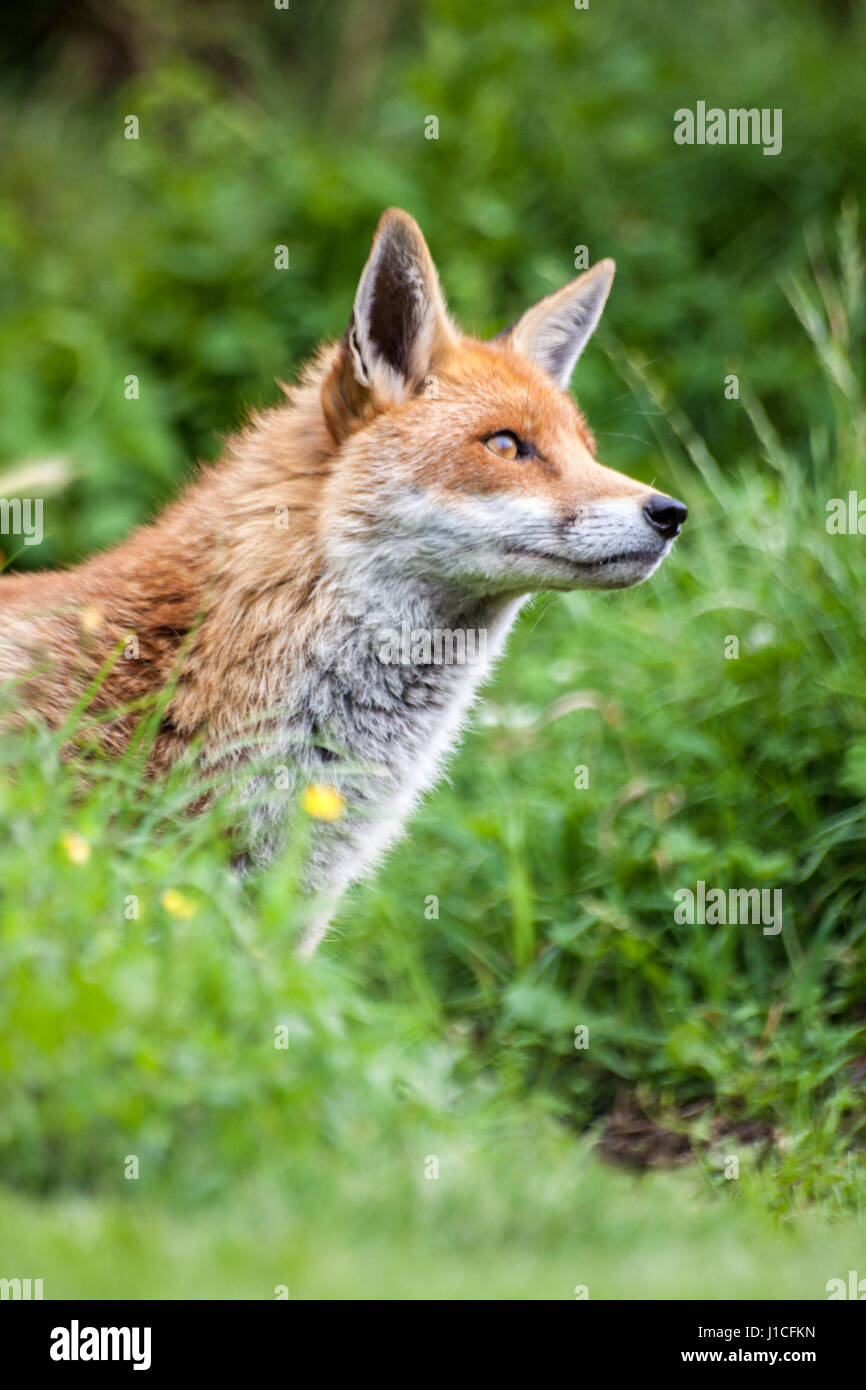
[323,209,452,439]
[506,259,615,389]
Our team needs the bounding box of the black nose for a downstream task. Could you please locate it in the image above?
[643,493,688,539]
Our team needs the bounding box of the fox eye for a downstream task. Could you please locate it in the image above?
[483,431,530,461]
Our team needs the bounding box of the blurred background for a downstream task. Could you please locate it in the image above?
[1,0,863,561]
[1,0,865,1298]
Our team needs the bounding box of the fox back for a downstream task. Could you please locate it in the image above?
[0,209,686,952]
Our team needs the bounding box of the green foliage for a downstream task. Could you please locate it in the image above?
[1,0,865,1296]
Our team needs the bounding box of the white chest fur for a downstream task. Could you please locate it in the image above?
[238,588,525,925]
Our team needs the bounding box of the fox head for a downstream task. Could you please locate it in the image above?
[319,208,686,599]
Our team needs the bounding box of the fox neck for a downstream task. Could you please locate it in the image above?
[262,568,524,768]
[235,568,526,878]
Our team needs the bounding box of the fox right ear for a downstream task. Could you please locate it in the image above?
[506,259,615,389]
[323,209,452,439]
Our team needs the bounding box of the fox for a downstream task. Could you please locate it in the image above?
[0,209,686,954]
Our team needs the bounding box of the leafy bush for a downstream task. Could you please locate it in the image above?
[1,0,865,1295]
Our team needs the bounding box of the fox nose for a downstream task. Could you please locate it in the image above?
[643,493,688,539]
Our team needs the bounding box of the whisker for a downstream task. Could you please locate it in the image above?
[593,431,656,448]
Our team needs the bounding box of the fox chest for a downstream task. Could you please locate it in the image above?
[298,642,490,798]
[227,592,527,887]
[237,615,511,879]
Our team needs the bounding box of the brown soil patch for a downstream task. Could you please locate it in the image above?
[597,1093,775,1170]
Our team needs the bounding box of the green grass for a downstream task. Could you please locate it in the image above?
[2,0,866,1299]
[2,1157,863,1301]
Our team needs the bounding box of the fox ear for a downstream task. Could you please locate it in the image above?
[323,210,451,439]
[506,259,615,389]
[352,209,450,383]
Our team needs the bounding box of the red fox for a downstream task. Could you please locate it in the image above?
[0,209,686,953]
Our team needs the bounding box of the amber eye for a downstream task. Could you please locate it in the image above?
[484,431,524,460]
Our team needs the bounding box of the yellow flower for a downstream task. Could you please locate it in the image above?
[161,888,197,920]
[60,832,91,865]
[301,784,346,821]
